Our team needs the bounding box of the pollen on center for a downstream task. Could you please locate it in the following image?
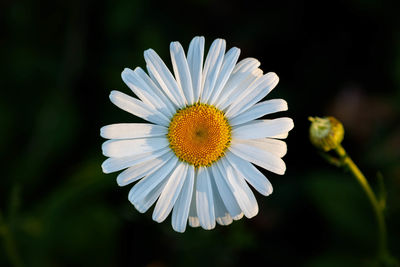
[167,103,231,167]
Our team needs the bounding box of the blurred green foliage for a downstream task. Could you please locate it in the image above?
[1,0,399,266]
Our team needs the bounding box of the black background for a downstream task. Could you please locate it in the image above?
[1,0,399,266]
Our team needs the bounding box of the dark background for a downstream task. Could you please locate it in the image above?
[1,0,399,266]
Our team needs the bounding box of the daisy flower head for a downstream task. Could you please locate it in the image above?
[101,36,294,232]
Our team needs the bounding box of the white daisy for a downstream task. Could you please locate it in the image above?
[101,36,294,232]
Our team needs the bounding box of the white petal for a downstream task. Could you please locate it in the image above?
[134,67,177,116]
[216,216,233,226]
[117,152,174,186]
[237,138,287,157]
[232,212,244,221]
[219,69,263,111]
[220,69,263,112]
[187,36,205,103]
[200,39,226,103]
[122,68,156,107]
[122,68,175,118]
[102,137,169,158]
[271,132,289,139]
[172,165,195,233]
[144,49,186,107]
[210,163,242,218]
[208,47,241,105]
[101,148,170,174]
[189,217,200,228]
[229,99,288,126]
[109,90,170,126]
[231,57,260,75]
[100,123,167,140]
[196,167,216,230]
[229,58,261,79]
[134,179,168,214]
[214,58,260,108]
[170,41,194,105]
[218,158,258,218]
[225,72,279,118]
[229,140,286,175]
[232,118,294,140]
[225,151,273,196]
[209,170,233,226]
[152,162,188,222]
[188,173,200,228]
[128,155,178,213]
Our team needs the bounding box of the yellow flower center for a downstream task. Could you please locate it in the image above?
[168,103,231,167]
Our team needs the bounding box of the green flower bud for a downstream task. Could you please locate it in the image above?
[308,116,344,151]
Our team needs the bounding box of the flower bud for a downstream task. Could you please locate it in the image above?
[308,116,344,151]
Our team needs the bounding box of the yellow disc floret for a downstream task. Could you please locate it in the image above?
[168,103,231,167]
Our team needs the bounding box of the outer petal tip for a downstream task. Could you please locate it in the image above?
[233,47,241,54]
[121,68,132,80]
[267,72,279,82]
[152,213,163,223]
[202,223,216,230]
[109,90,118,100]
[278,164,286,175]
[122,67,131,74]
[101,161,111,174]
[286,117,295,131]
[99,126,105,138]
[170,41,181,51]
[172,227,186,233]
[143,49,153,58]
[266,186,273,196]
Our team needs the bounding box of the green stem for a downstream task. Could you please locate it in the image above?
[334,145,388,258]
[0,211,23,267]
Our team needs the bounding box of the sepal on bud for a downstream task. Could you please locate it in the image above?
[308,116,344,151]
